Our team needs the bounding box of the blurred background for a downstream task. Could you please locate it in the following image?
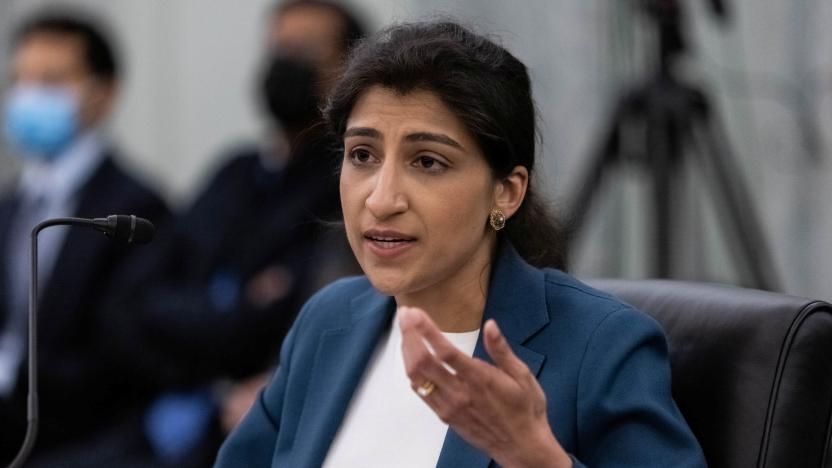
[1,0,830,302]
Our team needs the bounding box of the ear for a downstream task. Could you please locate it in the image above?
[85,79,117,126]
[492,165,529,219]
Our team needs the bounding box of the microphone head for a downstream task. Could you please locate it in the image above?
[107,215,155,244]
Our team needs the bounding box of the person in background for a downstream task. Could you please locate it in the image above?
[102,1,367,466]
[0,9,169,467]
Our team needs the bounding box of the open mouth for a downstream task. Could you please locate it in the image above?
[364,234,416,249]
[363,230,417,256]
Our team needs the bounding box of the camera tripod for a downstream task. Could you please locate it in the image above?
[566,0,779,291]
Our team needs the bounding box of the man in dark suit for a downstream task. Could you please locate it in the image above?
[0,10,169,465]
[100,2,366,465]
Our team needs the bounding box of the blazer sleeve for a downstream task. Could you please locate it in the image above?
[214,320,298,467]
[570,307,707,468]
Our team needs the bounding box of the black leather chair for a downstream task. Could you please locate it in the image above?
[589,279,832,468]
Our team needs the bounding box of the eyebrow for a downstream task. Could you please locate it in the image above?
[344,127,463,149]
[344,127,381,139]
[405,132,462,149]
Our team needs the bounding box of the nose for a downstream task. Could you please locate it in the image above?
[365,159,408,220]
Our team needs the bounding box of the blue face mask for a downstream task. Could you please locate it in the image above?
[3,85,80,161]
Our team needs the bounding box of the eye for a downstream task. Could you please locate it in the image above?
[413,155,448,173]
[347,147,376,166]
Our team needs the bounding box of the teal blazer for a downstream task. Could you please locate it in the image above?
[215,244,706,467]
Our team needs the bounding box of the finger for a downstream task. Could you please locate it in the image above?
[412,356,459,396]
[411,373,511,449]
[399,308,461,392]
[399,310,507,434]
[398,306,480,377]
[483,319,530,382]
[415,381,496,444]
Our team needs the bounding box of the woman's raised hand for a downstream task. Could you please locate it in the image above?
[398,306,572,468]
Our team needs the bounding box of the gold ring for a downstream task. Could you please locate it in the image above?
[416,380,436,397]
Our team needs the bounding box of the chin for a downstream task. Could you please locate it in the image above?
[362,266,418,297]
[365,274,406,296]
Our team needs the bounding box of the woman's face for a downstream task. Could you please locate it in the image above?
[340,86,499,297]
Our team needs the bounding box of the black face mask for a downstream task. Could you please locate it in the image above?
[259,54,321,133]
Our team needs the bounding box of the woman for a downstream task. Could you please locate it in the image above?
[215,21,706,468]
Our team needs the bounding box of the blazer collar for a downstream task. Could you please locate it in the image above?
[436,242,549,468]
[481,242,549,344]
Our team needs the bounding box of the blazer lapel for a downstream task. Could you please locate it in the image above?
[437,243,549,468]
[289,287,395,468]
[0,196,20,329]
[37,158,114,324]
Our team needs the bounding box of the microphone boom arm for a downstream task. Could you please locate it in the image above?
[7,215,154,468]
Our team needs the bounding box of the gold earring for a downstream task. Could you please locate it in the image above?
[489,209,506,231]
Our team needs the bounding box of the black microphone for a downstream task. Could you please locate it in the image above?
[7,215,155,468]
[92,214,155,244]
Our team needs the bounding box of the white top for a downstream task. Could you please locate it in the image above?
[323,313,481,468]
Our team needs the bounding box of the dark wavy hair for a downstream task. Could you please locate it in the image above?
[323,21,566,269]
[274,0,367,53]
[14,8,119,82]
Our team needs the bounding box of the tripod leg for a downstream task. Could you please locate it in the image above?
[646,105,683,278]
[689,114,781,291]
[564,103,626,252]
